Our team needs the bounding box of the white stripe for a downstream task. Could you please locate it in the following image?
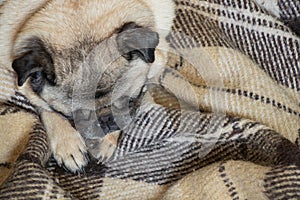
[187,2,299,41]
[0,80,15,87]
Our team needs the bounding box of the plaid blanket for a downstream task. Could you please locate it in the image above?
[1,0,300,199]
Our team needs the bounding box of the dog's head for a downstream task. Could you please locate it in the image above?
[11,0,174,118]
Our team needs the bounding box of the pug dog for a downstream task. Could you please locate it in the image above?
[0,0,175,173]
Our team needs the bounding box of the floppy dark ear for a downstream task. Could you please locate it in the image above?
[12,50,44,86]
[12,38,55,87]
[117,22,159,63]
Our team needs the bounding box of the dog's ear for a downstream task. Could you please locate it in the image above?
[12,38,55,92]
[117,22,159,63]
[12,50,44,86]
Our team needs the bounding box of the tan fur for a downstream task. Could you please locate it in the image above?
[41,110,88,172]
[12,0,174,115]
[1,0,174,66]
[14,1,154,51]
[0,0,48,68]
[0,0,175,172]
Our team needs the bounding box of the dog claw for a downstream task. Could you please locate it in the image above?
[51,133,88,173]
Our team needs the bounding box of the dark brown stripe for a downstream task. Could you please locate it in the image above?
[195,84,300,118]
[8,92,37,114]
[0,162,11,169]
[219,162,241,199]
[0,106,21,115]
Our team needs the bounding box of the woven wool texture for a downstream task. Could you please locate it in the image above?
[0,0,300,199]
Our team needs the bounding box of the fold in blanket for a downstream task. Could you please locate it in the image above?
[1,0,300,199]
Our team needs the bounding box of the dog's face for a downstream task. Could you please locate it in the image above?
[11,0,162,118]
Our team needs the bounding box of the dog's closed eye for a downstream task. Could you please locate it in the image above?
[29,71,46,94]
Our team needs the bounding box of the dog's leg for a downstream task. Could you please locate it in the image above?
[41,110,88,173]
[85,130,120,163]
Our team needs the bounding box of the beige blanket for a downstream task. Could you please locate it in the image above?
[1,0,300,199]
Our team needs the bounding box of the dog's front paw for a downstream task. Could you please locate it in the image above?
[42,110,89,173]
[51,130,88,173]
[86,131,120,163]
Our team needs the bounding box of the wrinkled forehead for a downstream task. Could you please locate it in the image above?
[15,0,155,50]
